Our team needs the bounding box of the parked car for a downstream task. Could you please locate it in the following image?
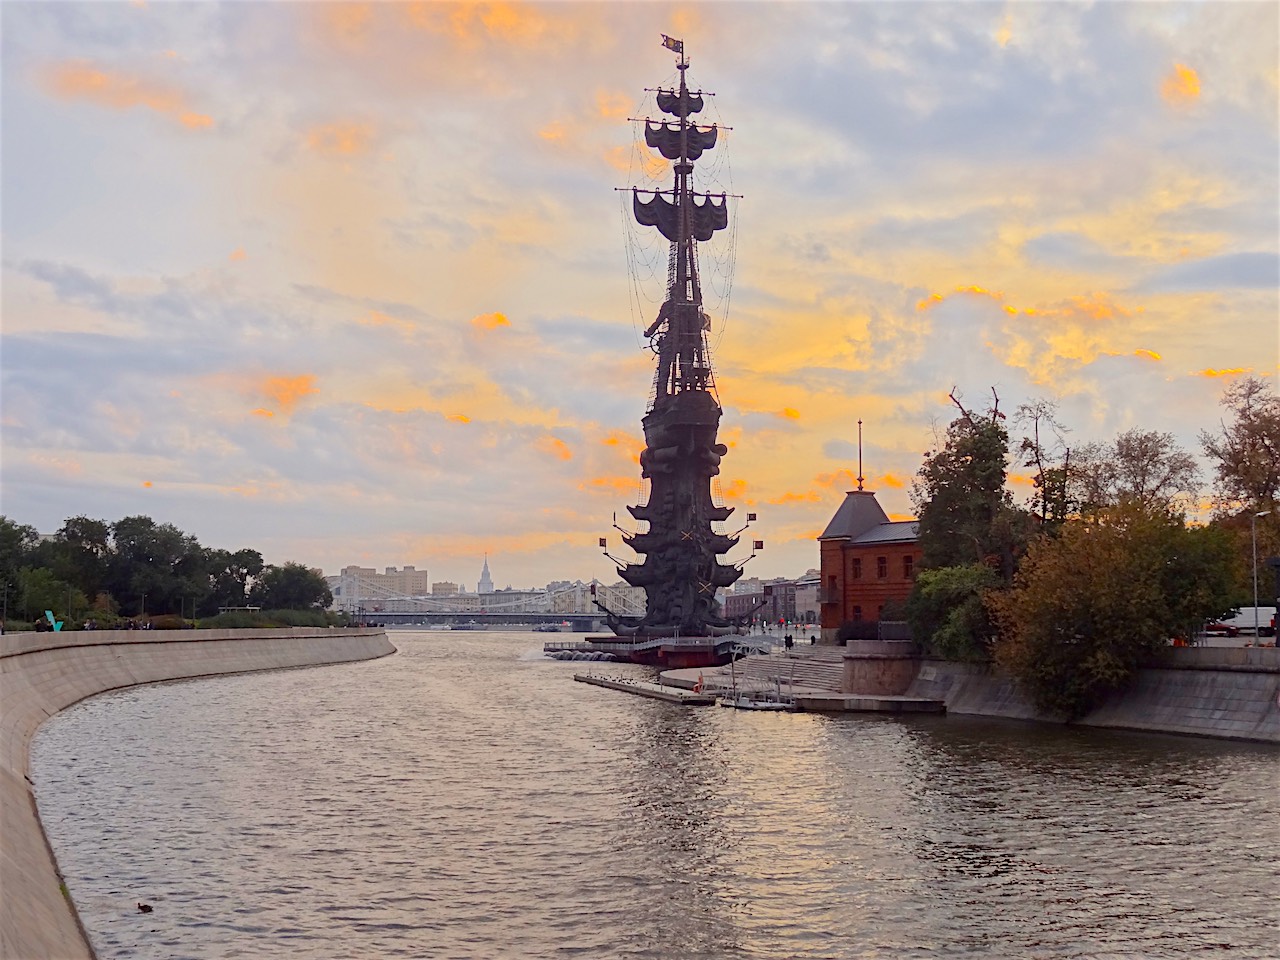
[1202,621,1240,637]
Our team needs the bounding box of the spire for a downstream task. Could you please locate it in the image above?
[857,419,865,491]
[478,554,493,595]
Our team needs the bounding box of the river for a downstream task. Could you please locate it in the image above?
[30,631,1280,959]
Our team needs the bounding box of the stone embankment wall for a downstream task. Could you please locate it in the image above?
[906,646,1280,742]
[0,626,395,960]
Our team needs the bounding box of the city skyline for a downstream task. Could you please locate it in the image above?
[2,3,1276,588]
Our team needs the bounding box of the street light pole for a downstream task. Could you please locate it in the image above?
[1252,510,1271,641]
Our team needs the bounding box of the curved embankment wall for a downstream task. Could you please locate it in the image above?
[906,646,1280,742]
[0,626,395,960]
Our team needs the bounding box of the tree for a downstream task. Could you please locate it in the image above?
[1014,399,1075,533]
[1201,376,1280,512]
[989,502,1237,719]
[912,389,1030,578]
[107,515,208,616]
[16,567,88,623]
[905,563,1001,660]
[46,516,112,599]
[250,562,332,611]
[1071,428,1200,512]
[202,547,265,615]
[0,517,39,609]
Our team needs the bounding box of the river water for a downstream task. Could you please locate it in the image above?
[30,631,1280,959]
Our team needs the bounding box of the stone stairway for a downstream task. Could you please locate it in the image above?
[716,646,845,694]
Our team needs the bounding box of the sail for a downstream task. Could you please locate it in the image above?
[644,121,717,161]
[633,190,729,243]
[656,88,704,117]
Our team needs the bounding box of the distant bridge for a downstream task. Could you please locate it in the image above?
[357,611,606,632]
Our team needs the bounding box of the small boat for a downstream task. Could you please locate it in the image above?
[533,623,564,633]
[719,694,795,712]
[449,621,485,631]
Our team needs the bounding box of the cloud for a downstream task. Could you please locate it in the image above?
[42,60,213,129]
[1161,63,1201,105]
[470,311,510,332]
[305,122,376,156]
[1135,252,1280,293]
[536,435,573,461]
[1194,367,1249,378]
[258,375,319,414]
[228,247,247,262]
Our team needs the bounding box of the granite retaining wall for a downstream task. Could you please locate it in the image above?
[907,646,1280,742]
[0,626,395,960]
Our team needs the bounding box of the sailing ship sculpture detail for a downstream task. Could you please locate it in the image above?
[597,40,758,643]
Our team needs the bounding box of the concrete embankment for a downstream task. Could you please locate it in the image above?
[0,626,395,960]
[907,646,1280,742]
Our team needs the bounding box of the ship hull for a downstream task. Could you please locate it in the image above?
[556,635,750,669]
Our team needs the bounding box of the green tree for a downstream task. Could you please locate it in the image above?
[905,563,1001,660]
[1071,428,1200,512]
[989,502,1237,719]
[250,562,332,611]
[0,517,40,618]
[202,547,265,615]
[16,567,88,624]
[108,515,209,616]
[912,390,1029,577]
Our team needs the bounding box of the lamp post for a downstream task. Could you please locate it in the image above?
[1252,510,1271,642]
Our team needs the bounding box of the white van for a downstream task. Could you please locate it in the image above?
[1223,606,1277,637]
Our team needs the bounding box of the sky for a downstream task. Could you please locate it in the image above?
[2,1,1277,591]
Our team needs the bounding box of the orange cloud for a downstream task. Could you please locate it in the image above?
[306,122,375,156]
[1133,349,1162,361]
[448,414,472,423]
[720,478,750,501]
[252,408,274,419]
[814,469,860,491]
[403,1,554,46]
[995,13,1013,48]
[1162,63,1201,105]
[602,431,644,463]
[44,60,212,129]
[539,121,566,141]
[876,473,906,489]
[1008,473,1036,488]
[917,285,1004,311]
[596,90,631,120]
[777,407,801,420]
[229,247,247,262]
[537,436,573,461]
[259,374,319,414]
[767,490,821,505]
[580,475,637,495]
[142,480,153,488]
[1195,367,1248,378]
[470,311,510,331]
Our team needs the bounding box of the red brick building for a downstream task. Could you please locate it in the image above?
[817,489,921,644]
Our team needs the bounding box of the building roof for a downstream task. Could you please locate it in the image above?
[818,490,890,540]
[851,520,920,545]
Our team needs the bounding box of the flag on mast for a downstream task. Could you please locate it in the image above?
[661,34,683,54]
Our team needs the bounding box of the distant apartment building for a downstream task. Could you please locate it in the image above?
[432,581,459,596]
[328,564,429,613]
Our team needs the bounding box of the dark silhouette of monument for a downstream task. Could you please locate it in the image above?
[594,40,759,659]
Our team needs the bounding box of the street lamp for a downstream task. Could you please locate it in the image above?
[1252,510,1271,642]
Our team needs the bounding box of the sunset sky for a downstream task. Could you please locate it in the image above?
[2,2,1277,590]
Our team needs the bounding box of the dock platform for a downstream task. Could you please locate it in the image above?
[573,673,717,705]
[794,693,945,713]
